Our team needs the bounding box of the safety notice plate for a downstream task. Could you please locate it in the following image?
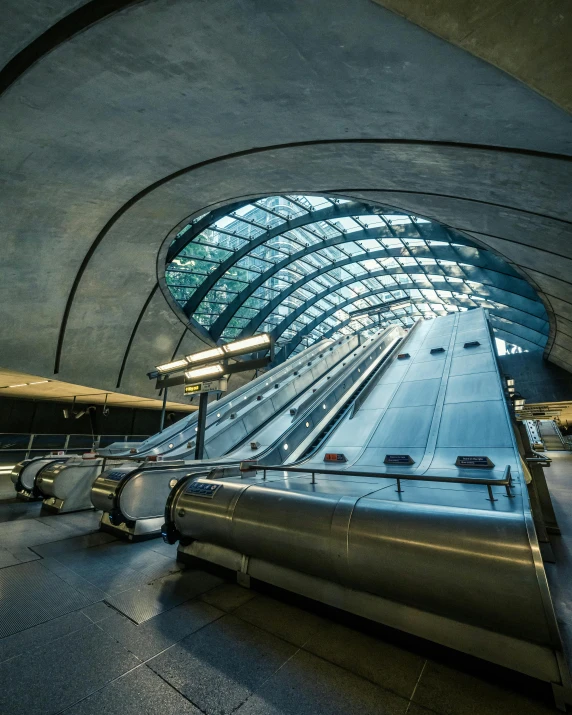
[324,453,347,462]
[455,456,494,469]
[384,454,415,465]
[185,481,221,498]
[106,470,128,482]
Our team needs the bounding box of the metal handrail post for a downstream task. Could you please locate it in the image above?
[240,462,514,504]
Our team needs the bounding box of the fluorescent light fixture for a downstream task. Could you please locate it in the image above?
[9,383,28,388]
[29,380,49,385]
[222,334,271,355]
[186,346,224,363]
[156,358,188,373]
[185,364,224,381]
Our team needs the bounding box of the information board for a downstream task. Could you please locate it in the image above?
[185,481,221,498]
[384,454,415,465]
[455,456,494,469]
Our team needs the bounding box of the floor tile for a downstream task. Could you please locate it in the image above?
[0,548,20,569]
[235,649,408,715]
[201,582,257,612]
[77,563,151,595]
[82,601,116,623]
[234,593,326,647]
[412,661,555,715]
[97,599,223,660]
[0,500,42,523]
[0,610,91,664]
[148,614,297,715]
[144,539,181,558]
[0,519,63,548]
[39,558,106,602]
[105,569,222,623]
[0,624,140,715]
[0,560,96,638]
[30,531,116,558]
[64,664,202,714]
[8,546,41,562]
[303,619,425,699]
[36,510,101,532]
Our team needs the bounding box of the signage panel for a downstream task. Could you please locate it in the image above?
[384,454,415,465]
[324,453,347,463]
[106,470,128,482]
[185,378,228,394]
[185,481,221,498]
[455,456,494,469]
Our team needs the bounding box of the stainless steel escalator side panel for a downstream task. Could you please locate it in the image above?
[10,460,30,485]
[19,458,62,492]
[37,458,104,513]
[92,335,364,539]
[168,310,570,691]
[197,335,363,462]
[145,339,345,459]
[171,476,549,643]
[108,339,336,459]
[119,466,209,521]
[172,473,563,684]
[90,464,139,513]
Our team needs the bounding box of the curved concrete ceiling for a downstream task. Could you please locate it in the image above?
[1,0,571,405]
[372,0,572,113]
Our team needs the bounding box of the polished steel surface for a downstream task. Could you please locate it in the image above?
[101,338,341,459]
[16,457,67,493]
[37,457,103,512]
[92,327,401,534]
[169,309,568,688]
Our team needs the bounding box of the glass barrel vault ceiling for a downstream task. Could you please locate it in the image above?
[164,195,549,359]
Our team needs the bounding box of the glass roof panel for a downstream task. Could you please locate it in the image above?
[165,194,548,357]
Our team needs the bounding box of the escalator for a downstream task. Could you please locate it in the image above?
[165,309,572,707]
[91,327,404,539]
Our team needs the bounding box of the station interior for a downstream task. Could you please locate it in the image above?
[1,2,572,714]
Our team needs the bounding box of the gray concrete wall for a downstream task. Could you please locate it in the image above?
[499,352,572,404]
[373,0,572,113]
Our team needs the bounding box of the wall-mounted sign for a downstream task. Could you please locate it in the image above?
[455,456,494,469]
[324,453,347,462]
[384,454,415,465]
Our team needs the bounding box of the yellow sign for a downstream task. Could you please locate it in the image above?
[184,384,201,394]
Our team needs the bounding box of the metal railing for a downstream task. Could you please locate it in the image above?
[0,433,149,465]
[240,463,514,502]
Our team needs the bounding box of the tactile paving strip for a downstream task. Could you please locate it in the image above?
[0,561,94,638]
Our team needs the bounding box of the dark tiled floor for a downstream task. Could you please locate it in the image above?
[0,468,570,714]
